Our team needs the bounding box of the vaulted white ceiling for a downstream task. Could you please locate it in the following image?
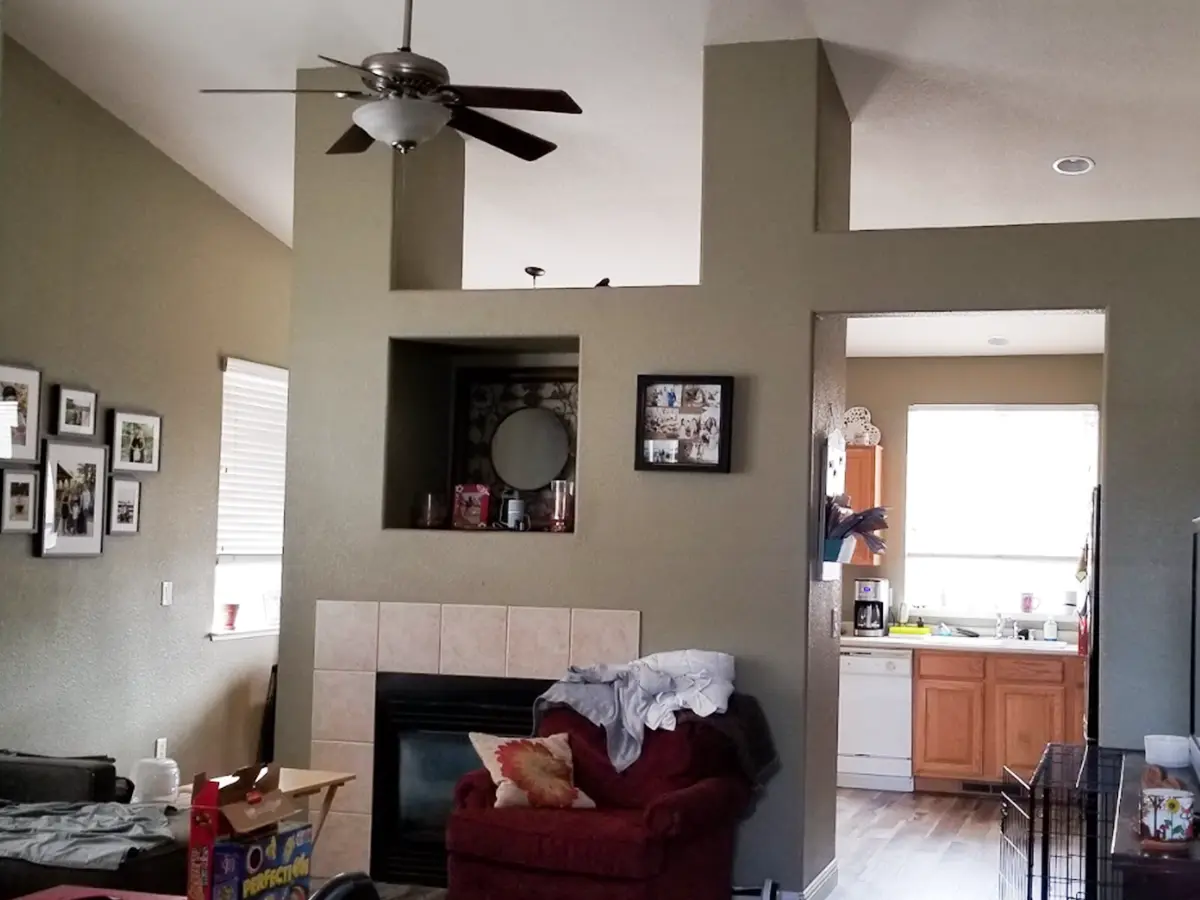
[7,1,1200,289]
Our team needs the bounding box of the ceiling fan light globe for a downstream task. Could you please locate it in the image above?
[351,96,451,150]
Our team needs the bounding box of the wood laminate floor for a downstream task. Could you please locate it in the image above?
[831,789,1004,900]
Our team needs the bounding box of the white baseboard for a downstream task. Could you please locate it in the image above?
[801,859,839,900]
[836,771,913,792]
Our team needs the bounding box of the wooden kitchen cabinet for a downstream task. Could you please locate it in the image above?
[914,678,986,778]
[990,683,1065,780]
[1066,657,1087,744]
[845,445,883,566]
[914,649,1087,784]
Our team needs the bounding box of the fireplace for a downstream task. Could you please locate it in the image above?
[371,672,551,887]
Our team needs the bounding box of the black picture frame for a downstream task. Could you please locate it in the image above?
[0,468,38,535]
[0,362,43,463]
[52,384,99,438]
[634,374,734,473]
[109,409,163,474]
[37,440,107,558]
[107,477,142,536]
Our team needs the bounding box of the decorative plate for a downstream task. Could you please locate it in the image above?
[862,424,882,446]
[843,406,872,427]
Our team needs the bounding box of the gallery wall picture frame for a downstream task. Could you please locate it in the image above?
[53,385,99,438]
[634,374,735,474]
[110,410,162,474]
[38,441,107,558]
[1,469,38,535]
[0,363,42,463]
[108,477,141,536]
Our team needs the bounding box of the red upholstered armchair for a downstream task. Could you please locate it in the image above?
[446,706,751,900]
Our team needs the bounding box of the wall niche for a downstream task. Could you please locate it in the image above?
[383,337,580,532]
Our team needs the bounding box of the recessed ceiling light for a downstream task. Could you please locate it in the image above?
[987,336,1010,347]
[1053,156,1095,176]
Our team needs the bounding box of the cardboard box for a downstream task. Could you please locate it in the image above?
[187,764,314,900]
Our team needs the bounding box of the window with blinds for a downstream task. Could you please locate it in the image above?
[214,358,288,633]
[904,405,1099,618]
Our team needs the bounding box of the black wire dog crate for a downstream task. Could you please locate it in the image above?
[1000,743,1125,900]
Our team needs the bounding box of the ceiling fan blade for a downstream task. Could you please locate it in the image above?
[201,88,374,98]
[447,107,557,161]
[442,85,581,114]
[317,54,390,82]
[326,124,376,155]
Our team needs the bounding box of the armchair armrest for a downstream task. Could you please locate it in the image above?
[454,768,497,810]
[644,776,750,839]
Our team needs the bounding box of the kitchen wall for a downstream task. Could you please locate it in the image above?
[280,37,1200,892]
[840,354,1105,619]
[0,41,290,777]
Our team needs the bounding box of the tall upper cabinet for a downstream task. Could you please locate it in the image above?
[845,445,883,566]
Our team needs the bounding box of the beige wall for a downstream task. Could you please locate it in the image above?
[281,37,1200,891]
[840,354,1105,617]
[0,42,291,778]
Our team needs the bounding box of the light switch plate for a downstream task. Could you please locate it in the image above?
[161,581,173,607]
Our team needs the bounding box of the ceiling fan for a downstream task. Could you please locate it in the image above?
[201,0,581,161]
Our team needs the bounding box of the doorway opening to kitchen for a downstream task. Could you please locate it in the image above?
[826,309,1106,896]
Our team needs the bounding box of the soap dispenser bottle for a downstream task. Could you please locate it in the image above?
[1044,615,1058,642]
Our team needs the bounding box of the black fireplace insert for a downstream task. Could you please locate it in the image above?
[370,672,551,887]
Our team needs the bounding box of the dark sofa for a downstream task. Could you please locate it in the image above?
[0,753,187,900]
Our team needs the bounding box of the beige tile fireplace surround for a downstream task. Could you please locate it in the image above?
[309,600,641,877]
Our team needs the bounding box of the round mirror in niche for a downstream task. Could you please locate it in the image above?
[490,407,570,491]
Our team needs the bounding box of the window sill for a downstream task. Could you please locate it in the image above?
[207,628,280,642]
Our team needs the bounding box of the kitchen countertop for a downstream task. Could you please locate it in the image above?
[840,633,1079,655]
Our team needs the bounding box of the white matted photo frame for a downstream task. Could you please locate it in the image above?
[53,385,99,438]
[108,478,141,535]
[0,363,42,463]
[38,441,107,558]
[634,374,735,474]
[1,469,38,534]
[110,410,162,474]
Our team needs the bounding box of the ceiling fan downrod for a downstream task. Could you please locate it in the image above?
[401,0,415,52]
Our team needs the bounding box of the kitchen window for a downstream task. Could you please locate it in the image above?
[212,358,288,636]
[904,404,1099,619]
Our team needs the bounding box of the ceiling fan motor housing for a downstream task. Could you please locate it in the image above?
[361,50,450,97]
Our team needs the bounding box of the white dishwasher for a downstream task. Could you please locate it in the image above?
[837,647,914,792]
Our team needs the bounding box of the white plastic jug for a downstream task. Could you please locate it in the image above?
[130,756,181,804]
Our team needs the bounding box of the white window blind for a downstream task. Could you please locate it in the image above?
[904,405,1099,616]
[217,358,289,558]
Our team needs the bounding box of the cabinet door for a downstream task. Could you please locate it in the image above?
[914,679,986,778]
[1065,659,1086,744]
[845,445,883,566]
[992,683,1066,781]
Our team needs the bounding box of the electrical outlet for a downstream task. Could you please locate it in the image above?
[160,581,173,607]
[154,738,167,759]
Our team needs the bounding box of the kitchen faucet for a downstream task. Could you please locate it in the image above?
[995,612,1016,639]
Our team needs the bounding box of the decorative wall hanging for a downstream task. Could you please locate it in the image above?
[111,410,162,474]
[53,386,99,438]
[108,478,142,535]
[1,469,38,534]
[0,363,42,462]
[635,375,734,473]
[38,441,107,558]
